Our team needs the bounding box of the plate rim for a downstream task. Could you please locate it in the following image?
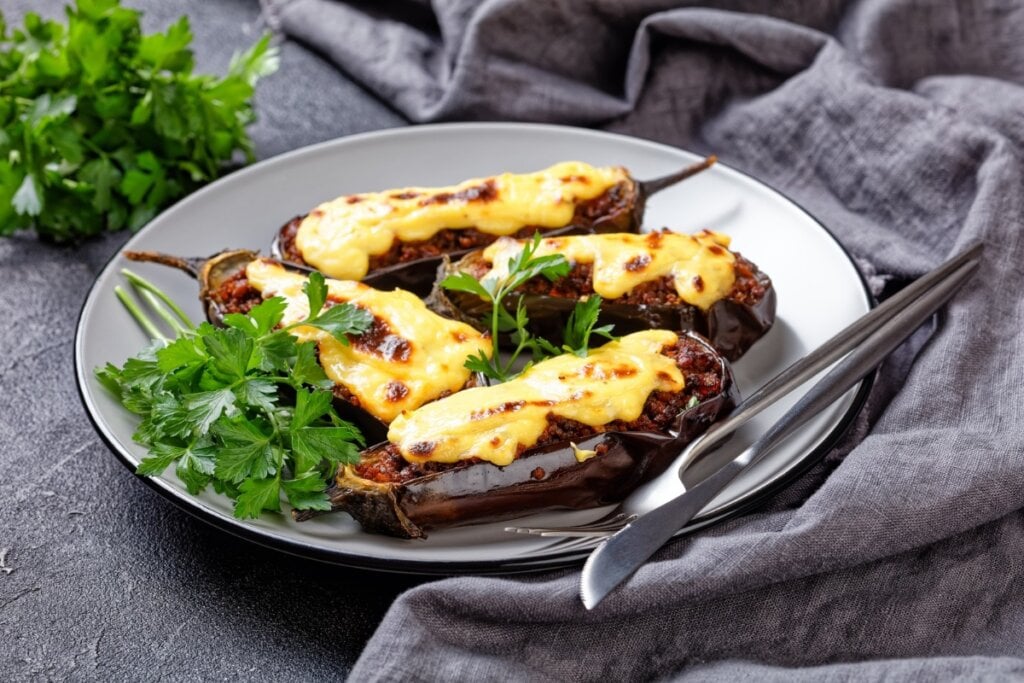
[73,121,874,575]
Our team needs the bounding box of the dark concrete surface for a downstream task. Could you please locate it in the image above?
[0,1,417,678]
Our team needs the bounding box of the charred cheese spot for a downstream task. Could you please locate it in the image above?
[350,317,412,363]
[481,231,737,311]
[244,260,492,423]
[625,254,651,272]
[293,162,628,280]
[388,331,684,466]
[419,180,497,207]
[408,442,436,456]
[385,381,410,403]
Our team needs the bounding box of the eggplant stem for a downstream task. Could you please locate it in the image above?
[121,268,196,329]
[115,285,168,341]
[123,250,204,279]
[640,155,717,197]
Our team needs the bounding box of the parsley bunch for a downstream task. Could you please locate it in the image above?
[442,234,617,382]
[96,271,372,519]
[0,0,278,240]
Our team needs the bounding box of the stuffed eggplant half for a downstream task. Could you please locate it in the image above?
[272,157,716,295]
[430,230,775,361]
[124,250,491,443]
[295,329,738,539]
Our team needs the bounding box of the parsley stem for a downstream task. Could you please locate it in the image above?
[121,269,196,328]
[138,287,189,336]
[115,285,167,341]
[491,298,503,378]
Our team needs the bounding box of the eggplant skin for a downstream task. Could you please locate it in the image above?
[427,251,776,362]
[295,335,738,539]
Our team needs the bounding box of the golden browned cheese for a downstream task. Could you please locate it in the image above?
[245,260,491,423]
[387,331,684,467]
[293,161,629,280]
[481,230,737,311]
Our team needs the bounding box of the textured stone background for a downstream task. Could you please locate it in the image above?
[0,1,414,678]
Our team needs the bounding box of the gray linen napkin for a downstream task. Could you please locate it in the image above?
[267,1,1024,679]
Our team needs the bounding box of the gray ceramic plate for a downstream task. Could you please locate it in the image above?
[75,123,871,574]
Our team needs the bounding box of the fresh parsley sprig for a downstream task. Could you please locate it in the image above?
[442,233,568,382]
[441,233,618,381]
[96,271,372,519]
[561,294,616,357]
[0,1,278,240]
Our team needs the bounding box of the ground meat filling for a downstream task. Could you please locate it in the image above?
[462,252,767,308]
[208,270,263,315]
[274,181,631,269]
[352,336,723,485]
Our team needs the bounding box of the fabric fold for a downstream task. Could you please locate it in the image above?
[267,0,1024,679]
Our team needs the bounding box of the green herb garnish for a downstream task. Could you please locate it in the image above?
[561,294,616,357]
[96,270,372,519]
[441,233,618,381]
[0,0,278,240]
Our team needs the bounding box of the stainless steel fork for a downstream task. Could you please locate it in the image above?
[505,510,638,538]
[505,509,638,552]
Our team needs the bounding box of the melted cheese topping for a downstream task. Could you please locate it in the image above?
[387,330,683,467]
[245,260,491,423]
[481,230,737,311]
[294,161,629,280]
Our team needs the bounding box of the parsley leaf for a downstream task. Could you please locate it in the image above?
[291,341,331,388]
[303,270,328,317]
[156,335,207,371]
[291,388,334,431]
[186,388,238,434]
[95,272,366,520]
[135,441,185,476]
[286,271,374,345]
[235,476,281,519]
[212,416,276,483]
[223,296,286,337]
[562,295,617,357]
[0,2,277,240]
[292,426,363,472]
[282,472,331,511]
[303,304,374,343]
[439,272,491,299]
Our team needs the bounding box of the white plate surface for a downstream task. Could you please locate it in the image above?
[75,123,871,572]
